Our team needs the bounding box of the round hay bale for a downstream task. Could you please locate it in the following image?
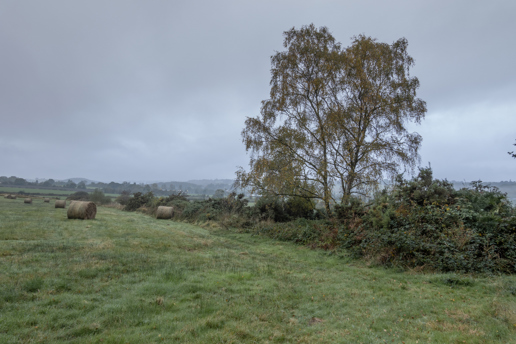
[44,198,50,203]
[4,194,10,199]
[24,198,32,204]
[11,195,17,199]
[156,206,174,219]
[55,200,66,208]
[67,201,97,220]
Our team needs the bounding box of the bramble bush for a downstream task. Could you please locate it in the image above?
[341,168,516,273]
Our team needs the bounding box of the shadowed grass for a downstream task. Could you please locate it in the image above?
[1,197,516,343]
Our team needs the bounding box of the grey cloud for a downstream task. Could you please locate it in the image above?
[1,0,515,182]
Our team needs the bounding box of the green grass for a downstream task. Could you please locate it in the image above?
[1,197,516,343]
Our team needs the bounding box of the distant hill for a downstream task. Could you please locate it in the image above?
[60,178,98,184]
[187,179,234,186]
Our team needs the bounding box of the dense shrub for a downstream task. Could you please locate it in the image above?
[254,195,290,222]
[124,192,155,211]
[89,189,112,205]
[115,191,131,206]
[341,168,516,273]
[214,192,248,213]
[180,192,249,222]
[182,201,219,220]
[165,199,191,217]
[285,196,316,220]
[67,191,90,201]
[334,196,366,222]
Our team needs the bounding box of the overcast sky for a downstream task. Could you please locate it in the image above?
[1,0,515,183]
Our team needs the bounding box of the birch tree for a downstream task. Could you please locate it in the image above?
[236,24,426,214]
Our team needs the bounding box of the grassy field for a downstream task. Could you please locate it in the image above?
[1,197,516,343]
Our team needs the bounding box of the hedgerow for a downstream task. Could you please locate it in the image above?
[120,169,516,273]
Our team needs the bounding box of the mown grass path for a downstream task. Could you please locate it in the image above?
[1,197,516,343]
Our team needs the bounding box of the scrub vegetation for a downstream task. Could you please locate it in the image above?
[124,168,516,274]
[1,197,516,343]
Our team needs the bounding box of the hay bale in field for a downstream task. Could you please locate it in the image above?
[11,195,17,199]
[4,194,10,199]
[24,198,32,204]
[156,206,174,219]
[55,200,66,208]
[44,198,50,203]
[67,201,97,220]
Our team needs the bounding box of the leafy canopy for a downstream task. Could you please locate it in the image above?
[237,24,426,213]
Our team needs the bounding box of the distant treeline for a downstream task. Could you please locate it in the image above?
[0,176,240,197]
[450,181,516,201]
[2,175,515,201]
[0,176,87,189]
[87,180,237,196]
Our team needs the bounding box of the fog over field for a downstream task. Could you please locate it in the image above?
[1,0,515,182]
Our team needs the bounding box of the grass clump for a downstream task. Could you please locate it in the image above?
[23,277,44,293]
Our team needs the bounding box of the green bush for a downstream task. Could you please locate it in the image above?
[334,196,366,221]
[182,201,219,220]
[89,189,111,205]
[67,191,90,201]
[115,191,131,206]
[342,168,516,273]
[179,193,250,222]
[124,192,155,212]
[285,196,316,220]
[166,199,191,217]
[254,195,290,222]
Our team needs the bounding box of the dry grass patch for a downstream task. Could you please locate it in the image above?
[491,300,516,328]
